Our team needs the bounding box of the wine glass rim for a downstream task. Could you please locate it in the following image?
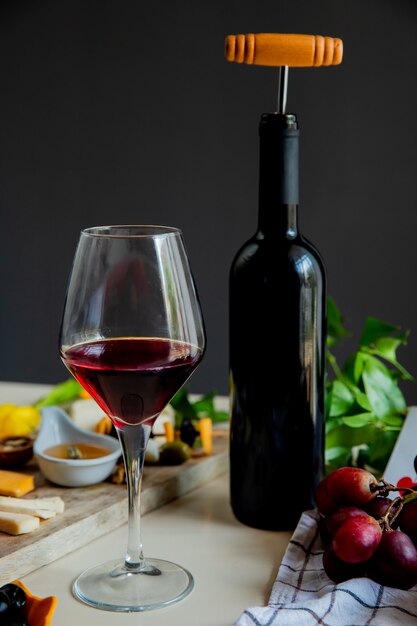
[81,225,182,238]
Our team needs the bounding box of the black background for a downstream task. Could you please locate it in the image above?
[1,0,417,404]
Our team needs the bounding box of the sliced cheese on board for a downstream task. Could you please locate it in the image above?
[0,504,55,519]
[0,511,40,535]
[0,470,35,497]
[0,495,64,518]
[0,496,64,514]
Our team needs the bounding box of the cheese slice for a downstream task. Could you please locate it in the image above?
[0,511,39,535]
[0,495,64,518]
[31,496,65,513]
[0,503,55,519]
[0,470,35,497]
[0,495,64,514]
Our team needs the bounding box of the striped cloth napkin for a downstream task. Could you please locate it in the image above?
[235,510,417,626]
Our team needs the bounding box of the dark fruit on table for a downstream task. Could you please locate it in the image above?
[3,610,28,626]
[316,467,378,515]
[159,441,191,465]
[326,506,369,537]
[179,418,198,447]
[1,585,26,611]
[323,547,367,583]
[364,496,395,521]
[0,590,10,614]
[317,466,417,590]
[333,515,382,563]
[318,515,331,546]
[370,530,417,590]
[0,584,28,626]
[397,499,417,546]
[316,474,334,515]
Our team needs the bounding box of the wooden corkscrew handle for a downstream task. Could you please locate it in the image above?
[225,33,343,67]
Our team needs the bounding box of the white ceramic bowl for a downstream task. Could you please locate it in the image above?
[34,406,121,487]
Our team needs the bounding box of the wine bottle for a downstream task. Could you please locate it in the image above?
[229,112,326,530]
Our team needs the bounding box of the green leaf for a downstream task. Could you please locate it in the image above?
[327,380,355,417]
[352,352,369,383]
[35,378,83,408]
[325,417,342,435]
[362,359,406,418]
[360,317,399,347]
[372,334,409,361]
[379,414,404,428]
[193,391,216,415]
[171,389,229,425]
[325,446,352,473]
[212,410,229,423]
[367,429,400,473]
[341,355,367,392]
[341,413,375,428]
[356,392,372,412]
[327,297,350,344]
[325,446,351,462]
[170,389,198,427]
[193,392,229,422]
[325,424,377,450]
[324,300,415,472]
[342,354,359,384]
[363,333,417,385]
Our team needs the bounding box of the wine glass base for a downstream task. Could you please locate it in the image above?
[72,558,194,612]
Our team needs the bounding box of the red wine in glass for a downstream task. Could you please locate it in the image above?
[62,337,202,428]
[59,225,205,612]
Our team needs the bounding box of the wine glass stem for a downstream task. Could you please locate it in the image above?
[116,423,151,570]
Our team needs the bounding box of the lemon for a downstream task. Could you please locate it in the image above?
[12,406,40,430]
[0,406,41,438]
[0,404,17,420]
[0,404,18,438]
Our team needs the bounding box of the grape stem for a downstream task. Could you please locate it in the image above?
[401,489,417,506]
[377,481,417,531]
[377,478,416,497]
[380,496,403,532]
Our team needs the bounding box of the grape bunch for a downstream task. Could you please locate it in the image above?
[317,467,417,590]
[0,584,28,626]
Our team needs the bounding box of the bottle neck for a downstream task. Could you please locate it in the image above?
[257,113,300,238]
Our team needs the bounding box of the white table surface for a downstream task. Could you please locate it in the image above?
[0,382,292,626]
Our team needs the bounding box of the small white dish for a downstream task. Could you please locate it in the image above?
[34,407,121,487]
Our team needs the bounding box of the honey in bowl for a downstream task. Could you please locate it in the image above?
[44,443,111,460]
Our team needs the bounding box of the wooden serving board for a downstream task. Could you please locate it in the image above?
[0,431,229,584]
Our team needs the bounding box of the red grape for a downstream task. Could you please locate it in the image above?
[326,506,369,537]
[316,474,334,515]
[318,470,417,589]
[364,496,395,520]
[316,467,379,514]
[370,530,417,590]
[323,546,367,583]
[333,515,382,563]
[318,516,331,546]
[397,500,417,546]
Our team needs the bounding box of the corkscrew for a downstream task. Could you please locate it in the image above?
[225,33,343,113]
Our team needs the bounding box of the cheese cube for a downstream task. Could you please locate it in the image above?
[0,470,35,497]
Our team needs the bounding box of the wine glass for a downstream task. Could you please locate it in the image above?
[59,225,205,611]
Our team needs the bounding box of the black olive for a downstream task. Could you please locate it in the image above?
[0,589,10,614]
[3,609,28,626]
[180,418,198,447]
[1,584,26,611]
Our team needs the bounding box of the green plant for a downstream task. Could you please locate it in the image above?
[326,297,417,475]
[170,389,228,428]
